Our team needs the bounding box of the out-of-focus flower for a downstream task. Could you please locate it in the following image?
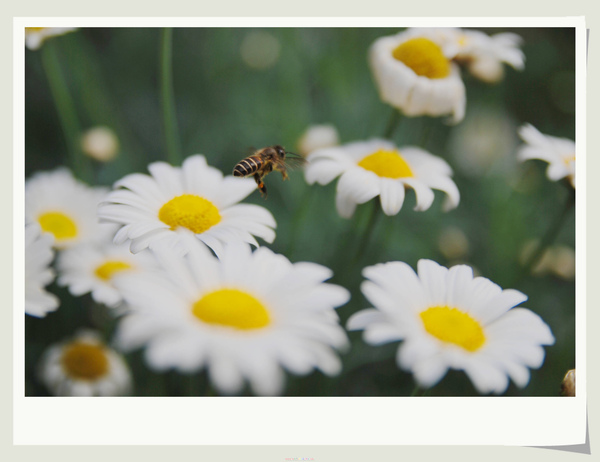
[561,369,575,396]
[25,27,77,50]
[57,240,159,307]
[297,124,340,157]
[517,124,576,188]
[98,155,276,258]
[305,138,459,218]
[25,223,59,317]
[26,168,111,249]
[519,240,576,280]
[437,226,469,260]
[81,126,120,162]
[369,29,466,123]
[38,330,132,396]
[347,259,555,394]
[240,30,281,70]
[114,238,350,396]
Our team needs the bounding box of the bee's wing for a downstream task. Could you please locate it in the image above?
[278,153,308,170]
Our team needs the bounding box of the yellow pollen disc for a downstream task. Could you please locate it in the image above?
[420,306,486,352]
[192,289,271,330]
[358,149,414,179]
[61,342,109,380]
[38,211,78,241]
[26,27,46,32]
[94,260,133,281]
[158,194,221,234]
[392,37,451,79]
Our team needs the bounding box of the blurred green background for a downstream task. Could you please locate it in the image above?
[25,27,576,396]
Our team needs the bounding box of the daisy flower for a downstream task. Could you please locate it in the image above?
[98,155,276,258]
[369,28,466,123]
[453,29,525,83]
[297,124,340,157]
[38,330,132,396]
[57,239,159,308]
[517,124,576,188]
[347,259,555,394]
[25,27,77,50]
[304,138,460,218]
[80,126,120,162]
[113,237,350,396]
[25,223,59,317]
[26,168,111,250]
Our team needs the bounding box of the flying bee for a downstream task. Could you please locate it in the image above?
[232,145,307,198]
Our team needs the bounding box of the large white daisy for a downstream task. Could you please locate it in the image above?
[25,222,59,317]
[25,168,111,250]
[369,28,466,123]
[304,138,460,218]
[347,259,555,394]
[113,237,350,395]
[517,123,576,188]
[57,238,159,308]
[98,155,276,258]
[37,330,132,396]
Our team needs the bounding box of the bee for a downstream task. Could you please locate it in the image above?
[232,145,307,197]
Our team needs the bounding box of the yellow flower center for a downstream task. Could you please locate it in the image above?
[25,27,46,32]
[420,306,486,352]
[94,260,133,281]
[357,149,414,179]
[392,37,451,79]
[192,288,271,330]
[37,211,78,241]
[158,194,221,234]
[61,342,109,380]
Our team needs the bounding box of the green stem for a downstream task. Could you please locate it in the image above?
[518,186,575,281]
[383,109,402,140]
[40,41,93,182]
[352,200,383,265]
[160,28,182,165]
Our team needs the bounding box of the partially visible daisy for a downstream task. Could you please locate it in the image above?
[454,29,525,83]
[297,124,340,157]
[113,237,350,395]
[38,330,132,396]
[369,29,466,123]
[517,124,576,188]
[98,155,276,258]
[26,168,111,249]
[347,259,555,394]
[57,239,159,308]
[305,138,460,218]
[25,27,77,50]
[25,222,59,317]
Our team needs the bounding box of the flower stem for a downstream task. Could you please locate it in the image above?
[383,109,402,139]
[40,41,93,183]
[160,28,182,166]
[352,200,383,265]
[518,186,575,281]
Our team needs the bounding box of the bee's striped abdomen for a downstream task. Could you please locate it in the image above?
[233,156,263,177]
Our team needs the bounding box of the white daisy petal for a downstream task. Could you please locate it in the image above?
[25,223,59,317]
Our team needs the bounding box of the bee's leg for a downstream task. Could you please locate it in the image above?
[280,168,289,181]
[254,173,268,198]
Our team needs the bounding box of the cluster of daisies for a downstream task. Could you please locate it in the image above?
[24,26,573,397]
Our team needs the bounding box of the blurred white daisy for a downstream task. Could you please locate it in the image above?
[113,237,350,395]
[57,240,159,307]
[347,259,555,394]
[297,124,340,157]
[454,29,525,83]
[304,138,460,218]
[369,29,466,123]
[25,222,59,317]
[38,330,132,396]
[98,155,276,258]
[26,168,111,250]
[80,126,120,162]
[517,124,576,188]
[25,27,77,50]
